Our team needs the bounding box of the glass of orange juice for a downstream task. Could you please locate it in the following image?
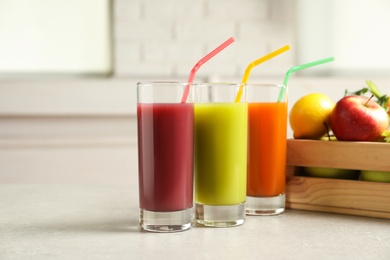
[246,84,288,215]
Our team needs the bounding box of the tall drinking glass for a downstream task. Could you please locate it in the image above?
[246,84,288,215]
[137,81,194,232]
[194,83,248,227]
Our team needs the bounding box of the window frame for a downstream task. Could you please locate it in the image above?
[297,0,390,77]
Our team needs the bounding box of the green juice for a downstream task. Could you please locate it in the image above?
[194,103,248,205]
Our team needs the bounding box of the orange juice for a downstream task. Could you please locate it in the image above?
[247,102,287,197]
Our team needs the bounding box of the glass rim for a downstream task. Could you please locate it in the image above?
[244,83,286,87]
[137,81,180,86]
[137,81,207,88]
[198,81,240,85]
[136,81,285,86]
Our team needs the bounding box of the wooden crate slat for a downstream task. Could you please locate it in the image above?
[287,140,390,171]
[286,139,390,219]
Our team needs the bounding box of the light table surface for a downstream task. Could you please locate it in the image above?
[1,183,390,259]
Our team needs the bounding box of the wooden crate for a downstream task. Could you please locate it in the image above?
[286,139,390,219]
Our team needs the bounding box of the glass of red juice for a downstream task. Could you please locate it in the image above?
[137,81,195,232]
[246,84,288,215]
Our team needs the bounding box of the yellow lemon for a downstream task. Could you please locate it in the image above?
[289,93,335,139]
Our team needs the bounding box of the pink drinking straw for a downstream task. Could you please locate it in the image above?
[180,37,235,103]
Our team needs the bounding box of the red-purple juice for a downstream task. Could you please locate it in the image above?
[137,103,194,212]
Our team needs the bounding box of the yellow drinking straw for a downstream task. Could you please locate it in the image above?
[234,45,290,103]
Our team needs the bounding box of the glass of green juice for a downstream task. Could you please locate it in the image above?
[194,82,248,227]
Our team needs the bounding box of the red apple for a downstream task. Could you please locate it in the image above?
[330,95,389,141]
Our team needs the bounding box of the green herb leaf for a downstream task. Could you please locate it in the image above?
[366,80,389,112]
[366,80,383,98]
[344,87,368,97]
[382,130,390,143]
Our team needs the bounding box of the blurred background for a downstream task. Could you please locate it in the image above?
[1,0,390,184]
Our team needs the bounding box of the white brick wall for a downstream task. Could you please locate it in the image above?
[113,0,296,80]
